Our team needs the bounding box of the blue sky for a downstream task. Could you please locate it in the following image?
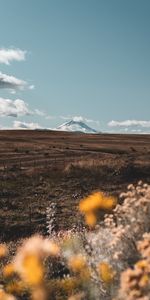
[0,0,150,132]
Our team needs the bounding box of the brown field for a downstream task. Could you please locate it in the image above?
[0,130,150,242]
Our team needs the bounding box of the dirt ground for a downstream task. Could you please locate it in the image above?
[0,130,150,242]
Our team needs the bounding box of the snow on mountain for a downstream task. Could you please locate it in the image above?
[56,120,97,134]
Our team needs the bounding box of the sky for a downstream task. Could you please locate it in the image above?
[0,0,150,133]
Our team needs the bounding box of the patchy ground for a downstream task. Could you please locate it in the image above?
[0,130,150,241]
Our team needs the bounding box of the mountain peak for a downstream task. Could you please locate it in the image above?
[57,119,97,133]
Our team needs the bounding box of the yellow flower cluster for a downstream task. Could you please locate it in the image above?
[98,262,115,284]
[22,254,44,286]
[12,236,60,296]
[79,192,117,226]
[0,235,61,300]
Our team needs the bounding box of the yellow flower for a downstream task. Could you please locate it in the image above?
[79,192,103,213]
[0,244,8,258]
[79,192,117,227]
[3,264,15,278]
[85,212,97,227]
[22,254,43,286]
[100,196,117,210]
[98,262,115,284]
[79,192,117,214]
[68,255,86,272]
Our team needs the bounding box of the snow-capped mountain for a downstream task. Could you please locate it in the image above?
[56,120,97,134]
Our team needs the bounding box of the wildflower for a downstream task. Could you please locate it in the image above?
[100,196,117,210]
[3,264,15,278]
[79,192,104,213]
[0,244,8,258]
[22,254,43,286]
[85,212,97,227]
[79,191,117,227]
[79,192,117,213]
[14,235,60,287]
[116,232,150,300]
[98,262,115,284]
[68,255,86,272]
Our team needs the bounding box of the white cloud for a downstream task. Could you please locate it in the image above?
[85,118,100,126]
[34,108,55,120]
[0,72,27,91]
[0,72,35,92]
[35,109,46,117]
[13,121,42,130]
[0,48,26,65]
[108,120,150,128]
[0,98,31,117]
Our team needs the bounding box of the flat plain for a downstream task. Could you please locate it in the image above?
[0,130,150,241]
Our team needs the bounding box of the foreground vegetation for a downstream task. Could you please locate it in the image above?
[0,182,150,299]
[1,130,150,243]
